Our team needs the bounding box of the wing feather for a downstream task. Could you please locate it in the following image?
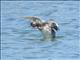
[24,16,43,23]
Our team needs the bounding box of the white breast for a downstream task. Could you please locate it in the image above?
[41,24,53,39]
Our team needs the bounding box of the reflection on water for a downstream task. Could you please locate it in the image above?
[1,1,79,60]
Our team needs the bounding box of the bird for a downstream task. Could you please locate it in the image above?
[24,16,59,39]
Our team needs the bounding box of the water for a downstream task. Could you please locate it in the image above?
[1,1,80,60]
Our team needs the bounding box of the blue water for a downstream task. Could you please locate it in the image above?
[1,1,80,60]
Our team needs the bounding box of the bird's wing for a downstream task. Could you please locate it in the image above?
[25,16,42,23]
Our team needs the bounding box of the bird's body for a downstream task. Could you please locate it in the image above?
[24,16,59,39]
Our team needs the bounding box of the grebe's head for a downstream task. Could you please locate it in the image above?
[51,22,59,31]
[48,20,59,31]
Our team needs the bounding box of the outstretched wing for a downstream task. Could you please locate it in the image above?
[24,16,42,23]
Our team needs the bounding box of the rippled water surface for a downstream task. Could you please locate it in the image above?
[1,1,80,60]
